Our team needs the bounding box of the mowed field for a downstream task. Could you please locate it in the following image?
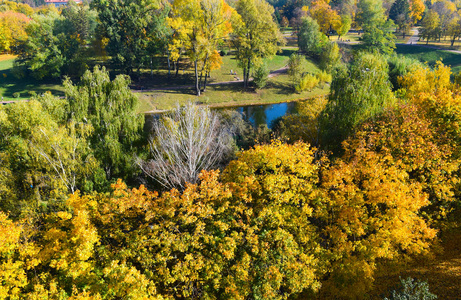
[0,55,64,100]
[137,53,329,112]
[395,44,461,73]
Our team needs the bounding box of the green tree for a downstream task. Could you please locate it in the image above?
[13,3,96,79]
[298,16,327,56]
[64,66,145,180]
[232,0,285,88]
[357,0,396,54]
[336,14,352,39]
[288,53,307,89]
[0,95,97,218]
[389,0,411,37]
[319,42,341,72]
[13,11,64,79]
[91,0,166,75]
[320,52,395,152]
[420,10,441,44]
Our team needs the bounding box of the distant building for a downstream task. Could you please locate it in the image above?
[44,0,82,6]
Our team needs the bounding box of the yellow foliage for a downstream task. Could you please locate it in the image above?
[319,149,437,298]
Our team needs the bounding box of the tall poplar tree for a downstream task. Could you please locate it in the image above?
[232,0,284,88]
[356,0,396,54]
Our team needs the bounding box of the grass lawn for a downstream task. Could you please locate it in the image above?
[0,55,64,100]
[330,31,361,42]
[137,71,329,113]
[417,38,461,50]
[395,44,461,73]
[136,50,296,90]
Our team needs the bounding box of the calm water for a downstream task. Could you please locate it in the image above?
[228,102,299,128]
[145,101,303,130]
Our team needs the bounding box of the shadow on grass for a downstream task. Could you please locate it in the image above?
[395,44,461,68]
[267,80,293,95]
[0,66,63,100]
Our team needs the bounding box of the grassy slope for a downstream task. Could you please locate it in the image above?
[0,55,64,100]
[395,44,461,73]
[137,55,327,112]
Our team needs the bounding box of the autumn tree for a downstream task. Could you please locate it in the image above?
[169,0,235,95]
[309,0,341,36]
[409,0,424,24]
[274,96,328,146]
[318,147,436,298]
[446,13,461,47]
[232,0,285,88]
[420,10,441,44]
[0,11,29,53]
[432,0,456,41]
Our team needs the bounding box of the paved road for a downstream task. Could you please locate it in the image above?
[407,28,419,44]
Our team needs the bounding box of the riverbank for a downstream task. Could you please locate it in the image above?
[138,72,330,113]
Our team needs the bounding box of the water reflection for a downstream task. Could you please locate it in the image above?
[145,101,306,130]
[226,102,299,128]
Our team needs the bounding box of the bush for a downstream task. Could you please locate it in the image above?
[319,42,341,72]
[253,63,269,89]
[12,92,20,98]
[288,53,307,89]
[296,73,319,92]
[384,277,437,300]
[316,70,332,88]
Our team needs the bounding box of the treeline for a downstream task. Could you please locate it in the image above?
[4,0,285,96]
[1,50,461,298]
[0,0,440,95]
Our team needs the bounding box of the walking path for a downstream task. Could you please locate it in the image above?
[400,27,461,54]
[406,28,419,44]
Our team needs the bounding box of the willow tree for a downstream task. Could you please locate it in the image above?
[65,66,144,180]
[232,0,284,88]
[320,52,395,152]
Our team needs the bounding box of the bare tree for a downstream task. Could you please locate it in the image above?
[138,103,234,191]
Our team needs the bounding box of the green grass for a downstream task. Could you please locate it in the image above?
[138,66,328,112]
[137,51,296,89]
[0,56,64,100]
[395,44,461,73]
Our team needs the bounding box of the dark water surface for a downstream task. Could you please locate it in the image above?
[224,102,300,128]
[145,101,304,130]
